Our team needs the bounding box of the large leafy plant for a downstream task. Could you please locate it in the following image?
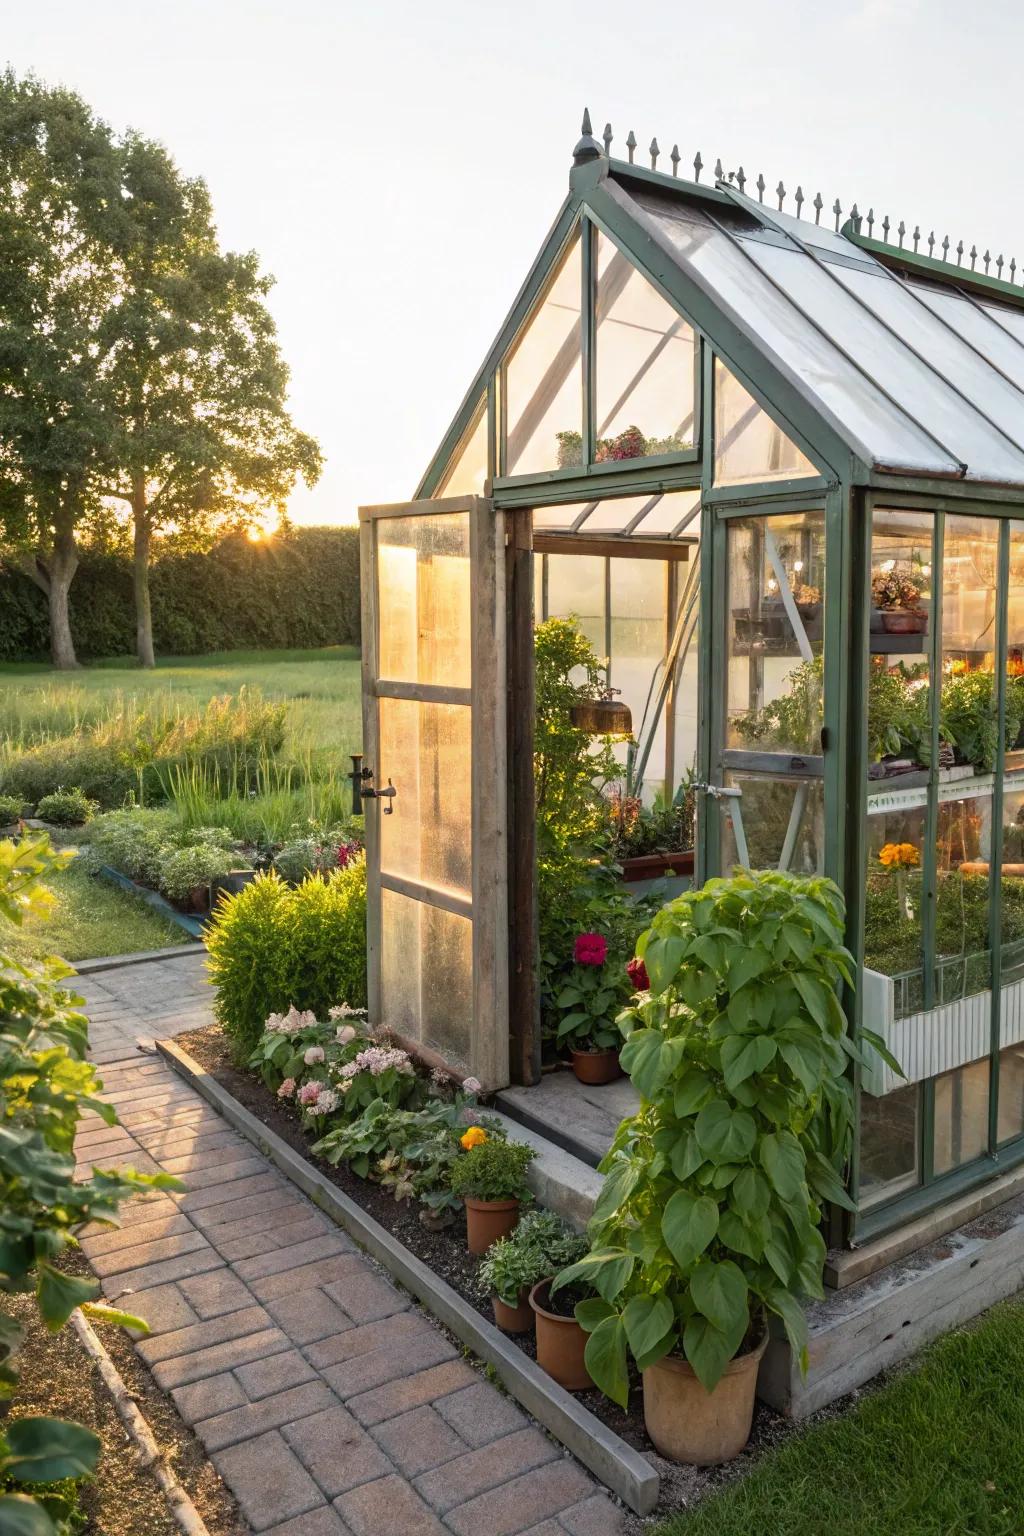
[552,870,899,1404]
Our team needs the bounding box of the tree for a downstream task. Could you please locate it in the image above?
[95,134,322,667]
[0,72,121,668]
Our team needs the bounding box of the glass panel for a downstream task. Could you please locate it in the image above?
[912,286,1024,394]
[725,512,825,754]
[577,496,653,533]
[980,302,1024,350]
[594,230,695,459]
[633,190,957,475]
[380,889,473,1068]
[505,234,582,476]
[998,1045,1024,1144]
[377,514,470,688]
[633,488,701,538]
[864,802,926,1017]
[532,502,589,531]
[378,699,471,899]
[859,1084,920,1207]
[609,560,668,799]
[721,774,824,874]
[714,360,816,486]
[868,508,932,774]
[438,399,488,496]
[545,553,605,659]
[934,1058,990,1174]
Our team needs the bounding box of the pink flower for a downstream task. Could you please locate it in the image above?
[304,1046,325,1066]
[574,932,608,966]
[310,1088,340,1114]
[462,1076,482,1095]
[626,957,650,992]
[336,1025,356,1045]
[298,1082,322,1105]
[277,1077,296,1099]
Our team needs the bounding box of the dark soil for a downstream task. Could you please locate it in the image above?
[7,1250,247,1536]
[175,1023,886,1531]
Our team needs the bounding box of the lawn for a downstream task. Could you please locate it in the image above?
[4,854,184,964]
[658,1296,1024,1536]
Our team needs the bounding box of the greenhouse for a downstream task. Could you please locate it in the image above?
[359,112,1024,1250]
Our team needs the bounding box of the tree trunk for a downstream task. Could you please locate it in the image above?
[133,487,155,668]
[47,521,80,671]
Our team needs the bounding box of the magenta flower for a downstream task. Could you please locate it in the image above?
[574,932,608,966]
[626,957,650,992]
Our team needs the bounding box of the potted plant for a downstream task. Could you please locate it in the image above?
[447,1133,536,1254]
[608,784,695,886]
[555,932,628,1084]
[157,842,238,913]
[530,1273,598,1391]
[793,582,821,621]
[478,1210,586,1334]
[872,567,927,634]
[551,869,900,1464]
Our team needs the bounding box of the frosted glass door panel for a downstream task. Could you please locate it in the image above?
[381,889,474,1069]
[377,514,471,687]
[378,698,471,899]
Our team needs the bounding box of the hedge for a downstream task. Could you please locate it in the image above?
[0,525,361,661]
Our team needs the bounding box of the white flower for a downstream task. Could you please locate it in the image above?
[335,1025,357,1045]
[340,1045,412,1079]
[304,1045,325,1065]
[462,1077,482,1095]
[310,1089,340,1114]
[329,1003,368,1020]
[266,1004,320,1035]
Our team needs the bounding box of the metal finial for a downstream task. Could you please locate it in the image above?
[983,249,991,274]
[956,240,964,266]
[850,202,860,230]
[997,253,1004,279]
[626,130,637,164]
[714,157,724,181]
[970,244,978,269]
[1012,257,1017,284]
[693,151,703,182]
[736,166,746,193]
[813,192,823,225]
[866,207,874,236]
[603,122,613,156]
[650,137,659,170]
[833,198,842,232]
[912,225,920,253]
[942,235,950,261]
[777,180,786,210]
[882,214,890,242]
[897,219,906,249]
[795,186,805,219]
[927,231,935,258]
[670,144,680,177]
[572,107,603,166]
[756,173,765,203]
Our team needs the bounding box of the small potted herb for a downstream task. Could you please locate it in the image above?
[555,933,627,1084]
[477,1210,586,1334]
[872,568,927,634]
[448,1133,536,1254]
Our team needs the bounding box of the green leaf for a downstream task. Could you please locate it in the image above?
[619,1029,662,1091]
[36,1265,99,1331]
[670,1130,705,1183]
[644,935,686,993]
[673,1068,715,1118]
[661,1190,718,1269]
[778,1039,824,1094]
[760,1131,806,1201]
[551,1249,635,1304]
[3,1416,101,1483]
[792,971,830,1030]
[860,1026,907,1077]
[695,1099,757,1163]
[81,1302,150,1333]
[622,1294,675,1364]
[683,1314,735,1393]
[721,1034,776,1090]
[727,945,770,993]
[690,1260,749,1338]
[781,923,812,962]
[769,1288,809,1375]
[717,1209,764,1261]
[805,1151,857,1213]
[556,1011,590,1039]
[574,1297,616,1333]
[732,1166,771,1221]
[591,1158,642,1224]
[0,1494,59,1536]
[583,1315,630,1408]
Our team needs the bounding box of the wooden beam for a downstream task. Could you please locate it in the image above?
[506,508,540,1086]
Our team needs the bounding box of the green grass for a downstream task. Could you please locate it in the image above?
[657,1297,1024,1536]
[4,855,184,965]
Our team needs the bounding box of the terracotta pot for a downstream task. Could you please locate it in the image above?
[464,1197,519,1255]
[530,1279,592,1391]
[642,1334,767,1465]
[881,609,926,634]
[492,1288,534,1335]
[570,1047,622,1086]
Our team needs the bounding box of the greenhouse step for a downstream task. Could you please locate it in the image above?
[496,1070,639,1169]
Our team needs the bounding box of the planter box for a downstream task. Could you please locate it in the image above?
[619,851,694,883]
[861,966,1024,1095]
[96,865,206,941]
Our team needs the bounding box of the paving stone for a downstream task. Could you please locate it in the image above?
[137,1304,272,1365]
[324,1268,410,1324]
[305,1310,430,1371]
[160,1152,266,1182]
[110,1195,181,1228]
[213,1429,323,1533]
[100,1245,223,1296]
[196,1381,337,1453]
[80,1212,194,1255]
[89,1228,210,1278]
[194,1199,319,1247]
[435,1382,530,1448]
[171,1371,247,1427]
[234,1347,317,1401]
[413,1428,559,1513]
[152,1327,291,1389]
[558,1495,626,1535]
[264,1289,353,1346]
[190,1188,305,1233]
[179,1171,289,1214]
[322,1329,458,1401]
[233,1233,353,1283]
[264,1509,352,1536]
[348,1360,476,1428]
[281,1402,391,1498]
[336,1474,447,1536]
[371,1405,466,1478]
[444,1461,595,1536]
[519,1524,564,1536]
[121,1282,199,1336]
[215,1215,330,1264]
[178,1268,258,1319]
[249,1253,366,1304]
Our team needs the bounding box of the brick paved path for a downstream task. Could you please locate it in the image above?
[75,957,625,1535]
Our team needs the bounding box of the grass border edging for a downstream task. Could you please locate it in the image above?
[75,942,205,976]
[97,865,206,940]
[156,1036,660,1517]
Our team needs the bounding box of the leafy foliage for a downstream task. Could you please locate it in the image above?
[554,948,632,1052]
[534,618,619,852]
[34,790,97,829]
[156,842,236,904]
[448,1138,536,1203]
[553,870,900,1402]
[477,1210,588,1307]
[0,795,23,826]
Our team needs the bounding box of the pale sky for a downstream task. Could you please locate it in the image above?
[5,0,1023,525]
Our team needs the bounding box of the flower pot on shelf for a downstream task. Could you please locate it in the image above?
[642,1333,767,1465]
[464,1197,520,1255]
[881,609,927,634]
[492,1288,534,1335]
[569,1047,621,1086]
[529,1279,592,1391]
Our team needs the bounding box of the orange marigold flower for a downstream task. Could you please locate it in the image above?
[879,841,920,869]
[460,1126,488,1150]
